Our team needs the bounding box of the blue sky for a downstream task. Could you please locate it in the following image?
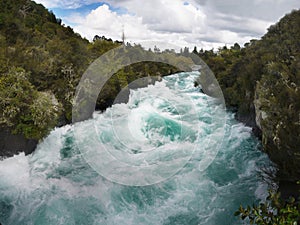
[50,2,129,19]
[35,0,300,50]
[50,3,105,18]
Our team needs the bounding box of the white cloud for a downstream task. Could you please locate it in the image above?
[35,0,299,50]
[67,4,150,41]
[105,0,207,33]
[64,1,227,50]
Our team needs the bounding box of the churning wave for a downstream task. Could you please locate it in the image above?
[0,72,272,225]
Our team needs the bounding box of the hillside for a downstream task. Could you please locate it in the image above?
[197,9,300,182]
[0,0,180,156]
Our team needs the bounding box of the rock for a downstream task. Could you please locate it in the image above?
[0,128,38,158]
[234,102,262,138]
[278,180,300,200]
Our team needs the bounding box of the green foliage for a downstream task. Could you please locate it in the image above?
[0,0,181,139]
[88,38,120,58]
[235,186,300,225]
[197,9,300,181]
[0,67,36,127]
[0,67,61,139]
[196,46,243,105]
[90,44,181,111]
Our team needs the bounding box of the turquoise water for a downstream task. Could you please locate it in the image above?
[0,72,272,225]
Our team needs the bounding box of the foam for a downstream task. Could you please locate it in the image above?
[0,72,273,225]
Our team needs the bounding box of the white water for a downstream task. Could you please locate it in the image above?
[0,72,272,225]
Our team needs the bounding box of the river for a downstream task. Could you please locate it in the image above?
[0,72,272,225]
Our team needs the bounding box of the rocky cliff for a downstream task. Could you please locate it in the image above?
[0,128,37,157]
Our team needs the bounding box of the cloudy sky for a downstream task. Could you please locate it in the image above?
[35,0,299,50]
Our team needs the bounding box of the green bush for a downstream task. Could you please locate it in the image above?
[235,183,300,225]
[0,67,62,139]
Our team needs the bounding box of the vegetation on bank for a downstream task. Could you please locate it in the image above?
[235,183,300,224]
[191,10,300,225]
[0,0,181,140]
[0,67,61,139]
[194,9,300,183]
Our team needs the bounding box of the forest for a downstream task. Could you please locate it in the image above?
[0,0,181,142]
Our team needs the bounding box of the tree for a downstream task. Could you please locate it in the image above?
[192,46,198,54]
[0,67,62,139]
[154,45,160,53]
[232,43,241,50]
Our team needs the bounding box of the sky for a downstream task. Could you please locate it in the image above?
[35,0,299,50]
